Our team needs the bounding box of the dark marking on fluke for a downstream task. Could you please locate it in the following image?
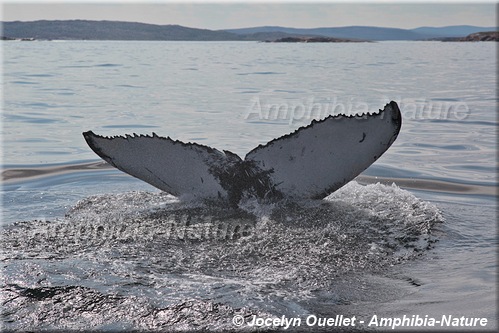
[83,101,401,206]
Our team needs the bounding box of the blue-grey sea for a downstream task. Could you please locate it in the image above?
[1,41,497,331]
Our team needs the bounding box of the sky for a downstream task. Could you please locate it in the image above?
[1,1,497,30]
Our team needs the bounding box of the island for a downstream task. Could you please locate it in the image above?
[437,31,498,42]
[266,36,368,43]
[459,31,498,41]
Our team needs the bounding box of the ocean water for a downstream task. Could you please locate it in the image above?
[1,41,497,331]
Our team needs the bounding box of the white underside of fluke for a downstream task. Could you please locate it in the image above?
[83,101,401,204]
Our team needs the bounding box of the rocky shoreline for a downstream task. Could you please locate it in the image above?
[265,36,368,43]
[438,31,498,42]
[1,36,36,41]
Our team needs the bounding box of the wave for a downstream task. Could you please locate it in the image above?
[3,161,495,198]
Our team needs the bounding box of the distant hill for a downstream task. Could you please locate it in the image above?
[226,26,423,41]
[410,25,497,38]
[1,20,242,41]
[226,25,498,41]
[1,20,497,41]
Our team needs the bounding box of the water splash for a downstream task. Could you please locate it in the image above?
[1,181,443,331]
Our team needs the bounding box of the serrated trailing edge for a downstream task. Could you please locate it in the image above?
[82,101,401,204]
[82,101,399,160]
[83,130,228,157]
[245,101,399,158]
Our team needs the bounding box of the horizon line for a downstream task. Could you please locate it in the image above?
[2,19,497,31]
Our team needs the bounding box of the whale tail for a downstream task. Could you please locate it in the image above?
[83,101,401,204]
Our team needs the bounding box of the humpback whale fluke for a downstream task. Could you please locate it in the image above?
[83,101,401,205]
